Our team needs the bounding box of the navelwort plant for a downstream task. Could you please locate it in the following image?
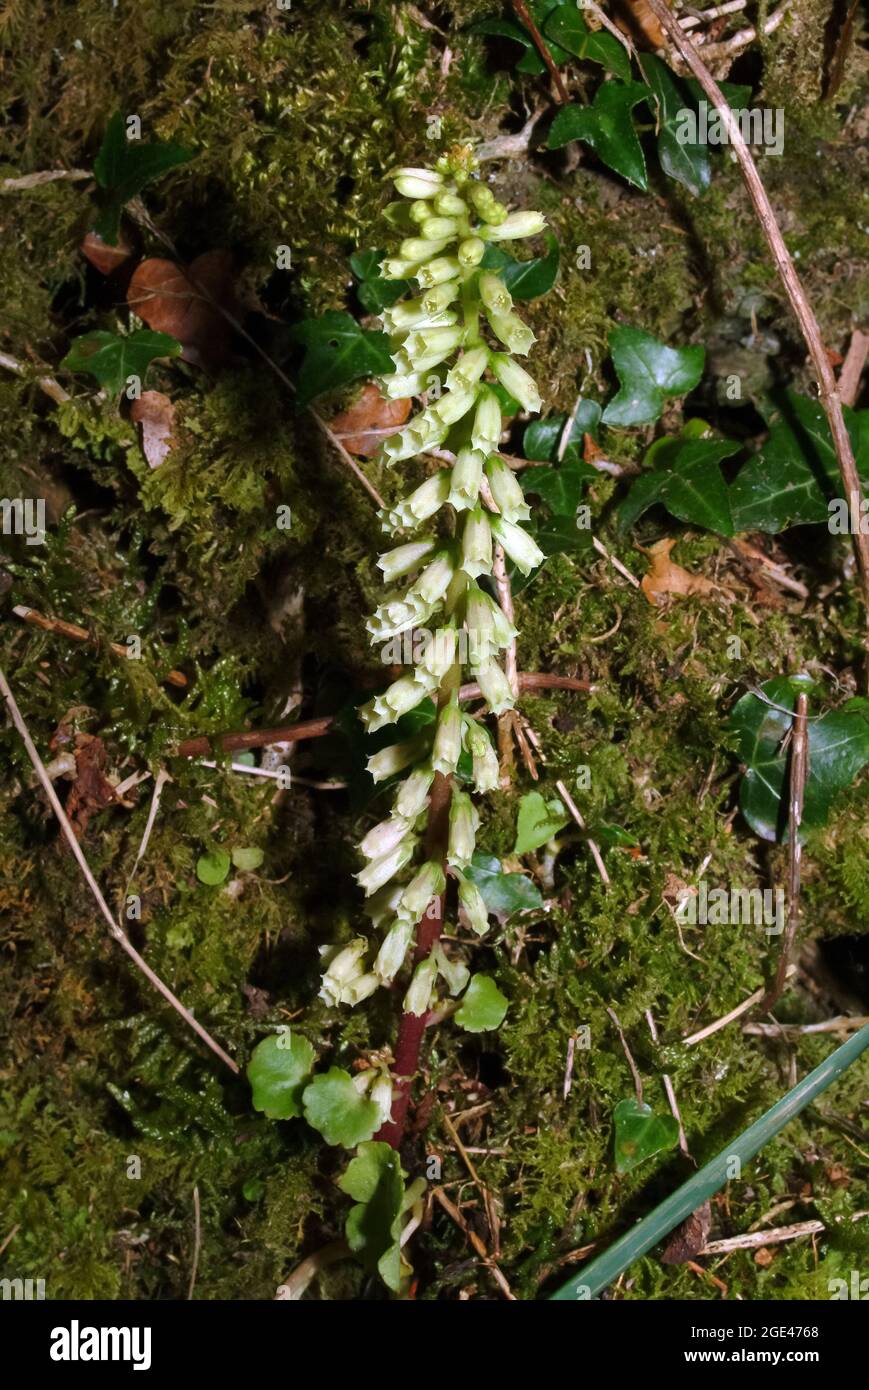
[252,150,548,1292]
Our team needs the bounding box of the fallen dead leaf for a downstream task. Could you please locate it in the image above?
[127,250,235,369]
[329,383,412,457]
[641,538,720,607]
[64,734,116,841]
[130,390,176,469]
[82,230,135,275]
[754,1246,775,1267]
[661,1202,712,1265]
[612,0,665,49]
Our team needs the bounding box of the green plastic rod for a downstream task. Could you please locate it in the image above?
[550,1021,869,1300]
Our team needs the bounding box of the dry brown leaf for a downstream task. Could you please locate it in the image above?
[329,383,412,457]
[661,1202,712,1265]
[613,0,665,49]
[82,230,135,275]
[64,734,116,842]
[127,250,235,369]
[641,538,719,606]
[130,390,176,470]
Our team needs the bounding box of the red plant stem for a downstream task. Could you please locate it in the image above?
[375,769,453,1149]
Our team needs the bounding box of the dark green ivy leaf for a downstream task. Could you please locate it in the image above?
[480,232,560,301]
[548,82,652,191]
[543,7,632,82]
[523,400,601,462]
[729,392,869,533]
[602,325,705,427]
[619,426,740,535]
[523,458,597,517]
[61,329,181,397]
[640,54,711,197]
[464,851,544,922]
[350,249,413,314]
[291,311,393,410]
[730,676,869,843]
[93,112,194,244]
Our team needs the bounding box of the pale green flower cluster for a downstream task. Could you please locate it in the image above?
[320,153,545,1024]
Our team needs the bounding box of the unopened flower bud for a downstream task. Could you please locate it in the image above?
[403,956,437,1016]
[478,271,513,317]
[489,513,545,577]
[393,167,444,199]
[484,211,546,240]
[486,455,531,522]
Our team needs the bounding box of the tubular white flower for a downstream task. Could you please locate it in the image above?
[448,447,484,511]
[463,716,500,793]
[399,859,446,921]
[464,583,517,660]
[393,167,444,199]
[399,236,452,264]
[366,734,430,783]
[359,813,415,862]
[445,346,489,394]
[319,938,371,1006]
[356,834,417,895]
[483,210,546,240]
[367,588,435,641]
[403,956,437,1016]
[432,691,463,774]
[380,471,450,533]
[458,236,485,267]
[416,255,462,287]
[380,371,428,399]
[472,656,515,716]
[486,455,531,523]
[447,789,480,868]
[478,271,512,317]
[457,872,490,936]
[370,1073,394,1127]
[382,291,457,330]
[415,624,457,684]
[415,550,456,606]
[360,671,438,731]
[431,384,477,429]
[374,917,415,984]
[490,352,541,410]
[342,972,380,1006]
[489,513,545,577]
[460,506,493,580]
[487,312,536,358]
[394,763,435,819]
[381,256,425,279]
[470,388,502,454]
[378,538,438,582]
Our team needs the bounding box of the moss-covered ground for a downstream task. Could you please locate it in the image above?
[0,0,866,1300]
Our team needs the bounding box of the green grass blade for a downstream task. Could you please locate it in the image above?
[550,1022,869,1300]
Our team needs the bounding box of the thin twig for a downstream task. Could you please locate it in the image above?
[0,351,70,404]
[684,964,797,1046]
[1,168,91,190]
[511,0,569,103]
[701,1212,867,1255]
[120,768,171,922]
[646,1009,689,1156]
[838,329,869,409]
[0,662,238,1073]
[743,1015,869,1037]
[606,1006,643,1104]
[275,1240,350,1300]
[12,604,188,688]
[187,1185,201,1300]
[555,778,610,887]
[758,691,808,1013]
[430,1187,516,1300]
[645,0,869,652]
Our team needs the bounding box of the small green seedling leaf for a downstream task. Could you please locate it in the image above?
[247,1031,315,1120]
[480,232,560,301]
[730,676,869,842]
[196,848,231,885]
[339,1140,407,1292]
[291,311,393,410]
[93,112,194,244]
[548,82,651,190]
[602,325,705,428]
[514,790,570,854]
[613,1098,680,1174]
[231,846,264,872]
[350,249,413,314]
[464,850,544,922]
[455,974,508,1033]
[302,1067,380,1148]
[61,329,181,398]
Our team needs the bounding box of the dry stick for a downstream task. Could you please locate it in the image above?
[684,964,797,1046]
[187,1185,201,1301]
[645,0,869,654]
[744,1015,869,1037]
[431,1187,515,1300]
[511,0,569,103]
[838,329,869,410]
[0,350,70,404]
[126,201,385,509]
[646,1008,689,1157]
[758,691,808,1013]
[171,673,592,759]
[12,604,189,688]
[555,778,610,887]
[1,168,91,190]
[701,1212,867,1256]
[606,1006,643,1104]
[0,662,238,1073]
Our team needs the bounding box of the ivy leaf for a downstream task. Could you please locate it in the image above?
[639,54,711,197]
[479,232,560,300]
[533,513,595,560]
[613,1099,680,1174]
[602,325,705,427]
[302,1067,380,1148]
[455,974,509,1033]
[548,82,652,190]
[247,1031,315,1121]
[93,112,194,244]
[730,676,869,842]
[729,393,869,533]
[196,848,231,885]
[523,400,601,463]
[338,1141,406,1292]
[61,329,181,398]
[543,7,632,82]
[291,311,393,410]
[619,429,740,535]
[350,249,413,314]
[514,790,570,853]
[523,458,597,517]
[464,850,544,922]
[232,846,264,872]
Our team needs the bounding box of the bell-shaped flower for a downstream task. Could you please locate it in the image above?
[416,255,462,288]
[394,763,435,819]
[367,587,435,642]
[460,506,493,580]
[399,859,446,922]
[447,789,480,869]
[478,271,512,317]
[415,623,458,685]
[458,236,485,267]
[490,353,541,412]
[431,384,477,430]
[378,538,437,583]
[485,455,531,522]
[319,937,371,1007]
[370,1072,394,1127]
[359,670,439,732]
[448,447,484,511]
[374,917,415,984]
[489,513,545,577]
[380,471,450,533]
[463,716,500,793]
[415,550,456,607]
[433,942,470,997]
[464,583,517,662]
[355,833,417,895]
[472,656,515,716]
[445,346,489,394]
[366,733,431,783]
[403,956,437,1017]
[483,210,546,240]
[470,388,502,455]
[456,871,491,936]
[359,813,415,862]
[432,691,463,774]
